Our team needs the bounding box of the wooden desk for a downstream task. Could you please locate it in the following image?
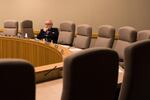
[0,36,72,83]
[0,37,66,66]
[34,43,72,83]
[0,36,124,83]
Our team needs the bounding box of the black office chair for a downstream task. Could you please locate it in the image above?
[118,40,150,100]
[0,59,35,100]
[61,47,119,100]
[21,20,34,38]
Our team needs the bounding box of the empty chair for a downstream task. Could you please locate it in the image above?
[69,24,92,53]
[137,30,150,41]
[73,24,92,49]
[113,26,137,68]
[3,20,18,36]
[118,40,150,100]
[58,21,75,46]
[61,47,119,100]
[0,59,35,100]
[94,25,115,48]
[21,20,34,38]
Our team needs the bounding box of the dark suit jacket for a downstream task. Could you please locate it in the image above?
[37,28,59,43]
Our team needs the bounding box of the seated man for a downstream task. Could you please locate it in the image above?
[37,20,59,43]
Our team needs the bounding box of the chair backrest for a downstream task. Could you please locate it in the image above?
[0,59,35,100]
[94,25,115,48]
[137,30,150,41]
[61,47,119,100]
[3,20,18,36]
[73,24,92,49]
[113,26,137,61]
[58,21,75,45]
[118,40,150,100]
[21,20,34,38]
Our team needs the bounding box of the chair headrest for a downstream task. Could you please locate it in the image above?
[98,25,115,38]
[21,20,33,28]
[4,20,18,28]
[118,26,137,42]
[137,30,150,41]
[77,24,92,36]
[60,21,75,33]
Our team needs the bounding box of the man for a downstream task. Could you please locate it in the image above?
[37,20,59,43]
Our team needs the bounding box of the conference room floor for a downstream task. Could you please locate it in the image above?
[36,79,62,100]
[36,67,124,100]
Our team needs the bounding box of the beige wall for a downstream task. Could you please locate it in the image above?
[0,0,150,32]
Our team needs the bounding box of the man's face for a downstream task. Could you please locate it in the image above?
[44,20,53,29]
[45,24,52,28]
